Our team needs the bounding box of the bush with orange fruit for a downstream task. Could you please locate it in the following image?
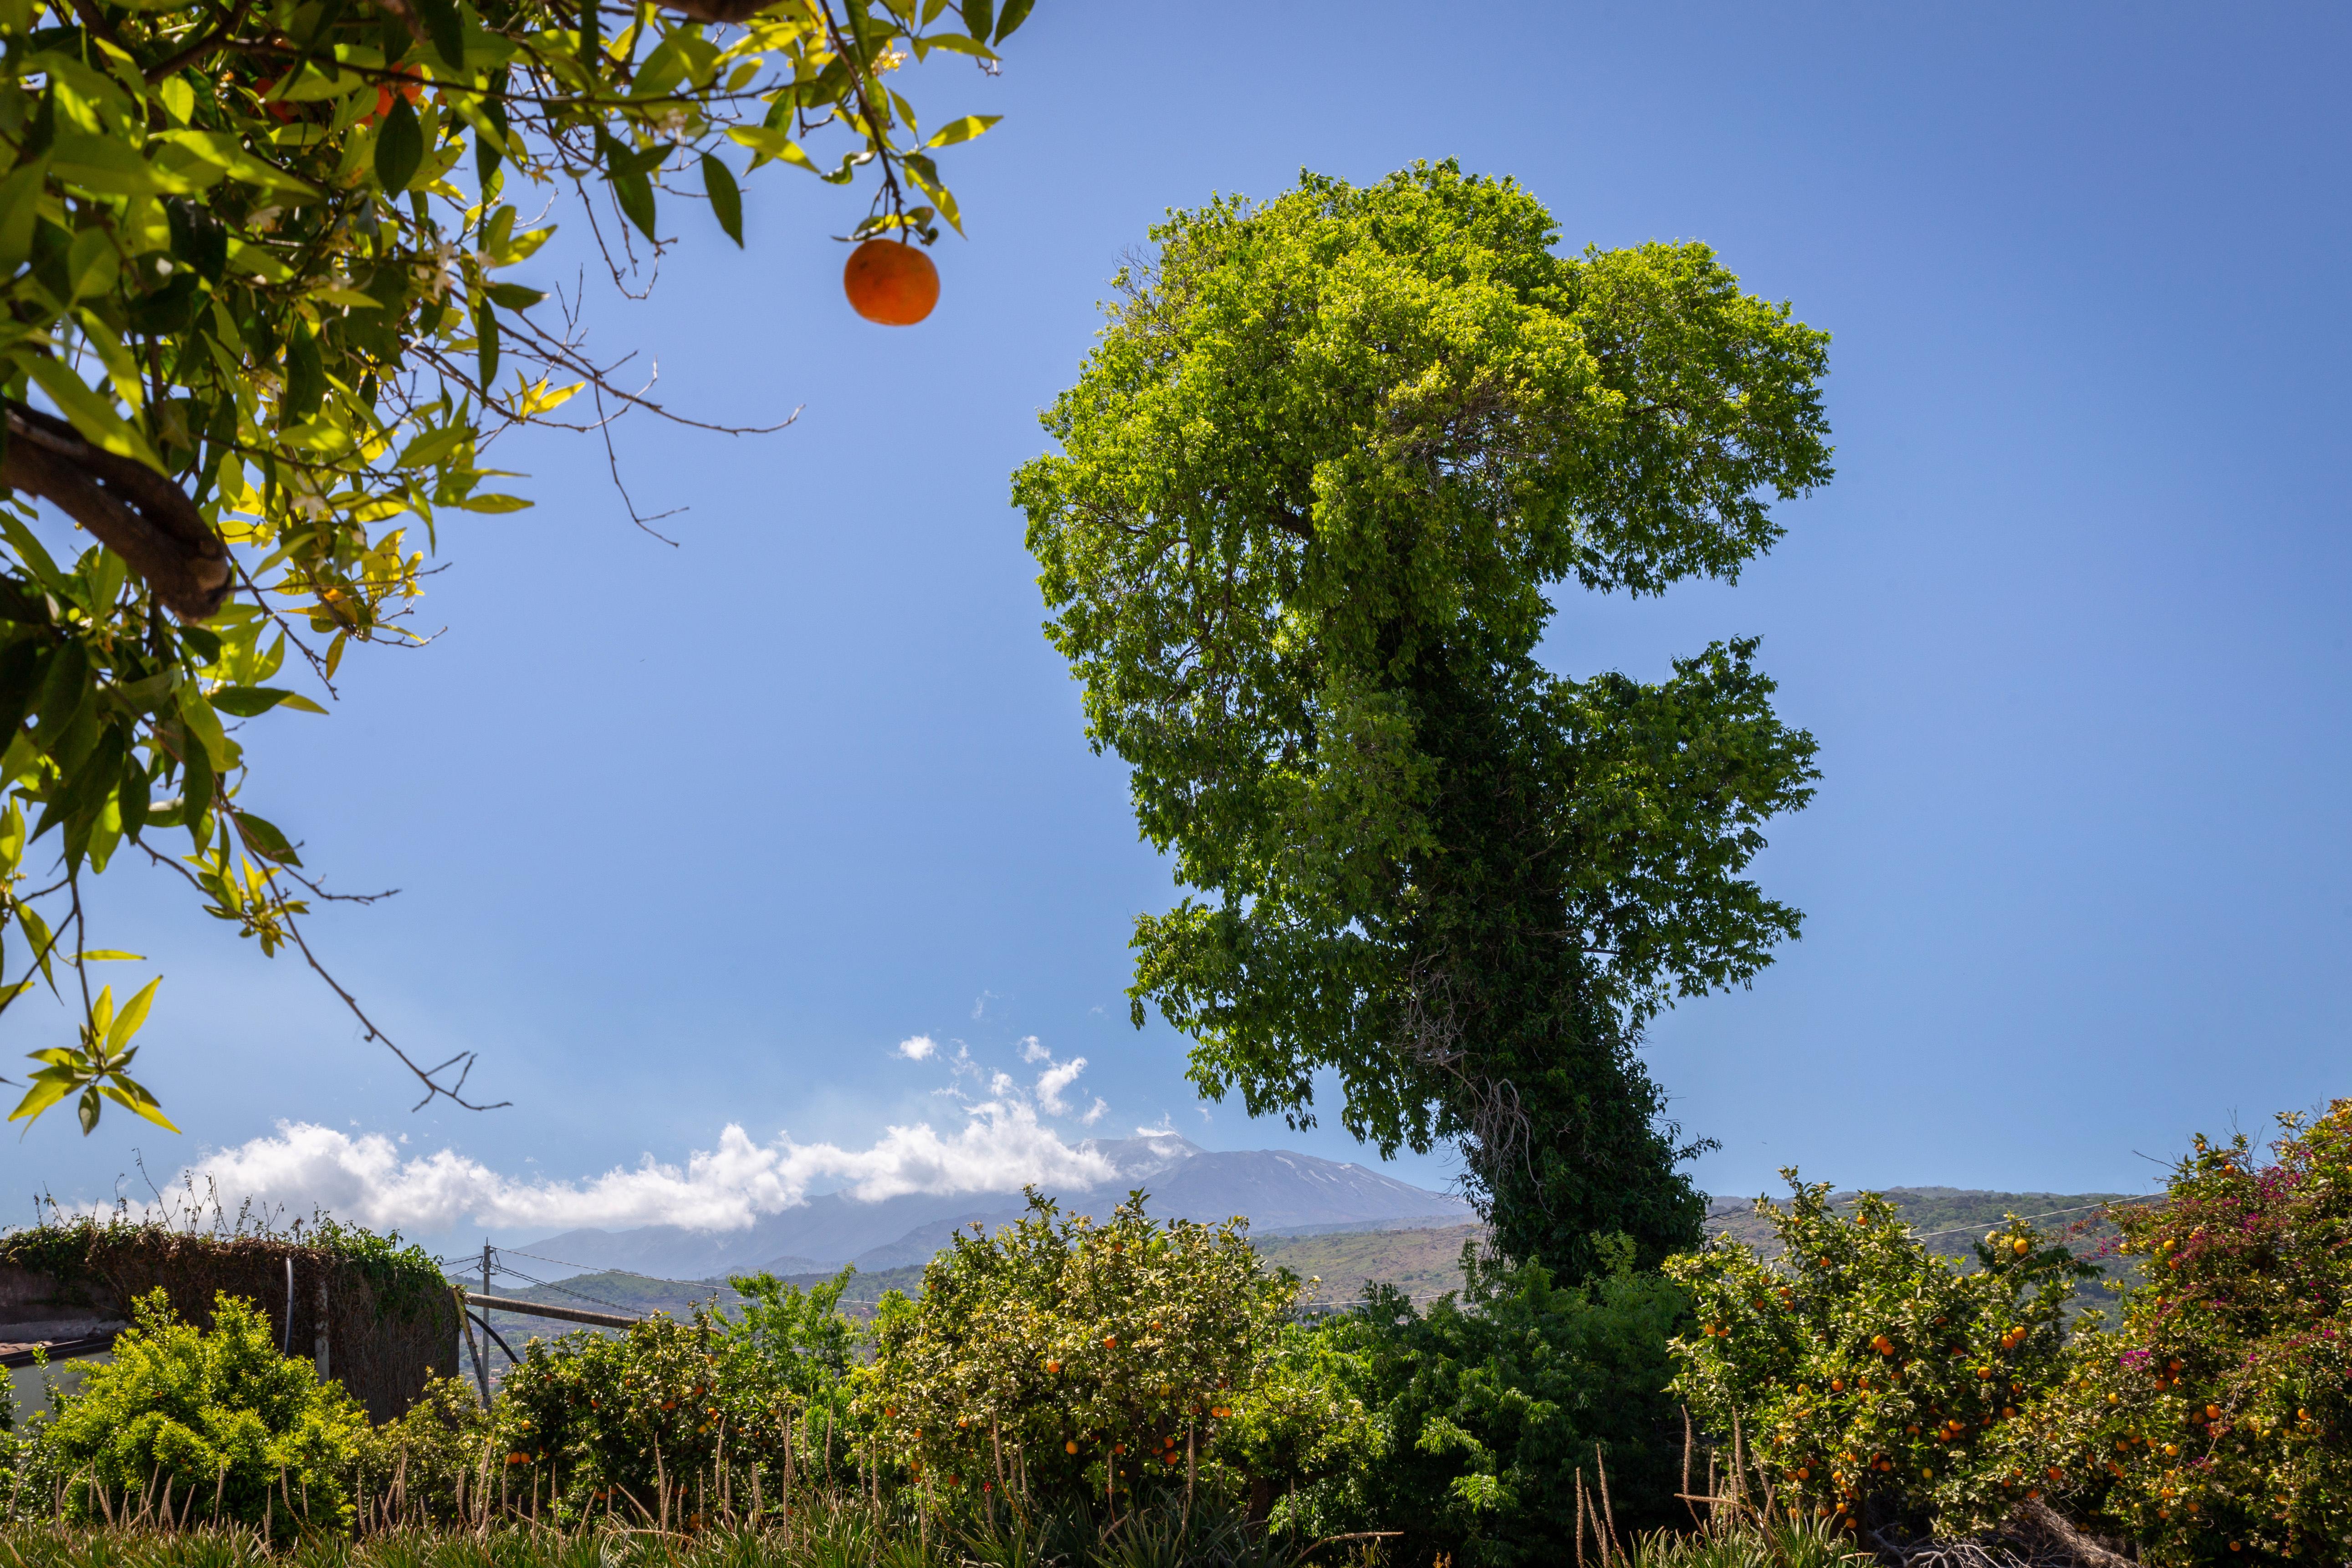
[864,1190,1298,1514]
[2009,1103,2352,1566]
[1666,1175,2088,1542]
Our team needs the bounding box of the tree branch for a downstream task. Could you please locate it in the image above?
[2,400,230,621]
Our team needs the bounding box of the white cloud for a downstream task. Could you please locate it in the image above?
[1035,1056,1087,1115]
[1020,1037,1050,1064]
[897,1034,937,1061]
[1081,1098,1109,1126]
[178,1098,1119,1236]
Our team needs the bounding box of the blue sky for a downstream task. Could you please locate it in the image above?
[7,2,2349,1244]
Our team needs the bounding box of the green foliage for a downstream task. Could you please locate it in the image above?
[1012,160,1831,1282]
[0,0,1027,1129]
[1665,1179,2089,1541]
[1624,1513,1875,1568]
[866,1190,1297,1514]
[2013,1102,2352,1565]
[1298,1238,1687,1567]
[39,1288,369,1537]
[351,1374,487,1528]
[494,1308,772,1524]
[723,1266,861,1403]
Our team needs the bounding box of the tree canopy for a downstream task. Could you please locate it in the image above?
[1015,162,1832,1281]
[0,0,1028,1132]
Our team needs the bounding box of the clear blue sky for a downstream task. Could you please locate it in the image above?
[8,2,2349,1236]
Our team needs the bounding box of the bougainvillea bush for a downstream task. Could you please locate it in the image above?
[2014,1102,2352,1565]
[1665,1177,2089,1540]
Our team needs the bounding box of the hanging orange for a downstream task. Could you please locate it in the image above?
[843,239,940,326]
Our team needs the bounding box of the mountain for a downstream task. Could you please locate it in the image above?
[517,1134,1473,1280]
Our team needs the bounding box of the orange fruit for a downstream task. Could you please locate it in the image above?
[1064,1440,1079,1455]
[843,239,940,325]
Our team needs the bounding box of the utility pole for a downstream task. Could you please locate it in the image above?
[480,1241,496,1394]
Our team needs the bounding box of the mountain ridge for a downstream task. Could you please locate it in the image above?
[517,1134,1474,1278]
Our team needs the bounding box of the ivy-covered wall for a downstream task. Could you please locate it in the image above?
[0,1216,457,1421]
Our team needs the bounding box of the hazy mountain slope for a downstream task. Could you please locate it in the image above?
[521,1135,1473,1277]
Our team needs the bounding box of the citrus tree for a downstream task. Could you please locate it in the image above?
[1665,1179,2090,1542]
[2015,1103,2352,1565]
[0,0,1031,1131]
[865,1189,1298,1515]
[1012,160,1832,1281]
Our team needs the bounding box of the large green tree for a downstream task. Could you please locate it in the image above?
[0,0,1031,1131]
[1014,163,1831,1281]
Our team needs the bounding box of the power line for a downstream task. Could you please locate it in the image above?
[487,1259,651,1318]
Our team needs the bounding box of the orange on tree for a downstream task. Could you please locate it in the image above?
[845,239,942,325]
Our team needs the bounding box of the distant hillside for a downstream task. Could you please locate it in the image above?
[1702,1185,2145,1311]
[461,1184,2152,1377]
[518,1134,1472,1279]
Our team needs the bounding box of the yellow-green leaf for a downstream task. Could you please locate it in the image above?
[23,359,163,470]
[105,976,161,1056]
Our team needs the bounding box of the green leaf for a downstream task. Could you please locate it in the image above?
[701,153,742,247]
[374,91,424,194]
[210,686,305,718]
[994,0,1033,42]
[104,976,159,1056]
[0,643,48,741]
[914,32,994,60]
[484,282,545,310]
[612,167,658,240]
[414,0,465,69]
[476,294,501,390]
[49,133,197,196]
[961,0,992,40]
[31,638,89,750]
[232,809,300,865]
[151,131,318,196]
[119,747,149,841]
[445,492,532,513]
[923,114,1000,149]
[0,158,50,272]
[24,359,163,470]
[10,1067,76,1124]
[97,1079,179,1134]
[283,319,326,423]
[175,681,231,771]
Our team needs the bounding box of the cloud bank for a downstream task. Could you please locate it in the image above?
[180,1095,1116,1236]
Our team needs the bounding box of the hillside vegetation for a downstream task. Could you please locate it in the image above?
[473,1185,2142,1366]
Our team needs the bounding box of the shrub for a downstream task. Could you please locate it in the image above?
[493,1309,776,1525]
[38,1288,369,1537]
[1211,1320,1375,1525]
[1665,1176,2089,1541]
[866,1190,1296,1515]
[2013,1103,2352,1565]
[1302,1236,1688,1568]
[352,1374,489,1528]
